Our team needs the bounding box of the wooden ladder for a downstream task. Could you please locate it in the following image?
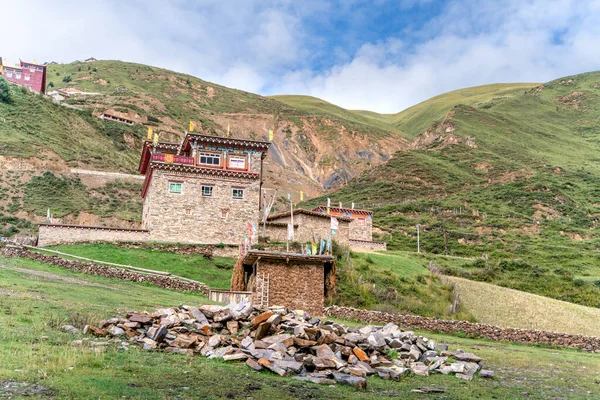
[259,272,270,308]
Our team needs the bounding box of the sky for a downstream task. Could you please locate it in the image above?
[2,0,600,113]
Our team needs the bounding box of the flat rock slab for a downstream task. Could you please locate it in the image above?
[332,372,367,388]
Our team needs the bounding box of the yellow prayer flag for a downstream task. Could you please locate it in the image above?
[147,126,153,140]
[153,132,159,146]
[311,242,317,255]
[300,191,304,201]
[227,124,230,137]
[268,129,274,142]
[189,120,195,132]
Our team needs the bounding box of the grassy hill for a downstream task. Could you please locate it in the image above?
[269,95,403,136]
[302,71,600,308]
[391,82,538,138]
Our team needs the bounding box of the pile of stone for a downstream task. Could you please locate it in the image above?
[85,302,492,388]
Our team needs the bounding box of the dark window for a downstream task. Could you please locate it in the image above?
[202,185,213,197]
[199,152,220,166]
[232,188,244,199]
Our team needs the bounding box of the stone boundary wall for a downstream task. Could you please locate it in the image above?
[38,224,150,247]
[324,306,600,352]
[208,289,253,304]
[2,246,208,294]
[112,242,240,258]
[349,239,387,251]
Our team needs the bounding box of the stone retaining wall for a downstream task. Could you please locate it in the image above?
[349,239,387,251]
[324,305,600,352]
[2,246,208,294]
[38,224,150,247]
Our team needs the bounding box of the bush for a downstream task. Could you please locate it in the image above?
[0,77,11,103]
[573,278,585,287]
[62,75,72,83]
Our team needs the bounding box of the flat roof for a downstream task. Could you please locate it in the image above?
[242,250,334,266]
[267,208,354,222]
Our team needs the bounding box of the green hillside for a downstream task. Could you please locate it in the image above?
[303,71,600,308]
[270,94,403,135]
[392,83,538,138]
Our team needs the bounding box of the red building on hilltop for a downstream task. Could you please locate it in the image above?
[1,60,47,94]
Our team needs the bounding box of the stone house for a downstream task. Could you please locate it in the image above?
[138,132,271,245]
[233,250,336,316]
[265,209,352,246]
[312,205,373,241]
[1,59,47,94]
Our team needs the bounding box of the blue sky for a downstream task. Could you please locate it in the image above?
[3,0,600,112]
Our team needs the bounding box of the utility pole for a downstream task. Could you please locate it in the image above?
[416,224,421,254]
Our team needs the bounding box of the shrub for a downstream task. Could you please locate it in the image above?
[573,278,585,287]
[0,77,11,103]
[62,75,72,83]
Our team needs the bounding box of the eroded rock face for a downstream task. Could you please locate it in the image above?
[88,301,489,389]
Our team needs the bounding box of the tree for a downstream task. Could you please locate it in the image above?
[0,77,12,103]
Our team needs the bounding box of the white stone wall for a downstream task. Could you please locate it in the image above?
[38,225,150,247]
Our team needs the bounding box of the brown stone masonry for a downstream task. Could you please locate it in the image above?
[143,169,260,244]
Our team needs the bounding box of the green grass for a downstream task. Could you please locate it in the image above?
[391,82,539,138]
[0,254,599,399]
[48,243,236,289]
[445,276,600,336]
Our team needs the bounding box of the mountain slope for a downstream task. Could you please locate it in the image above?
[303,71,600,307]
[391,83,538,138]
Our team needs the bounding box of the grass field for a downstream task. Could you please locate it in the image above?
[1,254,599,399]
[47,243,236,289]
[445,276,600,336]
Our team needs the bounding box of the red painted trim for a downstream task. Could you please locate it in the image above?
[312,206,373,215]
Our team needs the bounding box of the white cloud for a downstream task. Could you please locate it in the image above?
[2,0,600,113]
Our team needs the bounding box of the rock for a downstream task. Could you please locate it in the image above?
[251,311,274,328]
[332,372,367,388]
[456,373,473,381]
[240,336,254,349]
[208,335,221,347]
[367,332,386,349]
[454,352,482,363]
[108,326,125,337]
[183,306,210,327]
[381,323,400,336]
[165,347,194,355]
[255,322,272,340]
[223,353,248,361]
[226,320,239,335]
[315,344,335,358]
[294,376,335,385]
[408,345,421,361]
[148,325,168,342]
[71,340,84,346]
[246,358,263,371]
[449,363,465,374]
[60,325,80,334]
[172,335,196,348]
[129,314,152,324]
[412,362,429,377]
[435,343,449,352]
[213,309,232,323]
[480,369,495,379]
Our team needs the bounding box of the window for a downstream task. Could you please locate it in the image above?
[232,188,244,200]
[168,182,182,194]
[15,73,21,80]
[199,152,220,166]
[220,208,229,218]
[24,75,30,81]
[202,185,213,197]
[357,218,366,226]
[6,73,12,78]
[229,155,246,169]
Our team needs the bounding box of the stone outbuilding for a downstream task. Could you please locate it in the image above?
[231,250,336,316]
[265,208,352,246]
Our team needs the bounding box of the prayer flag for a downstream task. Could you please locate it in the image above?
[147,126,153,140]
[352,202,355,209]
[311,242,317,255]
[300,191,304,201]
[268,129,274,142]
[227,124,230,137]
[287,223,294,241]
[330,217,339,230]
[327,236,332,252]
[287,193,291,201]
[320,239,325,255]
[189,120,195,132]
[153,132,159,146]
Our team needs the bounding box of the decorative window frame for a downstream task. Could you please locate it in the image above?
[357,218,366,226]
[201,185,214,197]
[232,188,244,200]
[197,151,222,168]
[227,153,248,171]
[168,181,183,194]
